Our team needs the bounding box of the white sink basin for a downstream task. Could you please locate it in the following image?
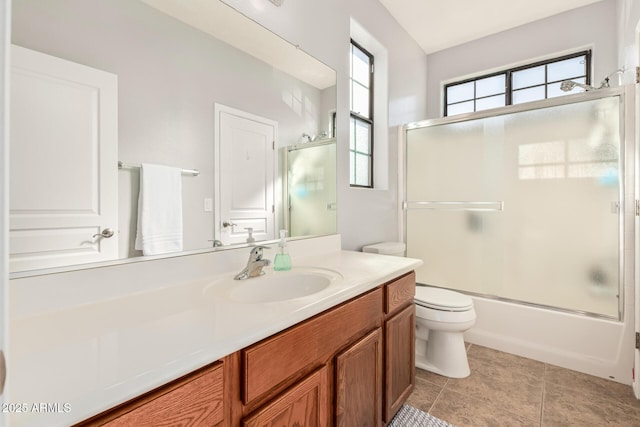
[226,267,343,303]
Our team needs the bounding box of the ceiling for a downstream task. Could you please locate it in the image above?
[378,0,605,54]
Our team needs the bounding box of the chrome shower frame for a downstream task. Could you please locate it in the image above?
[399,86,633,321]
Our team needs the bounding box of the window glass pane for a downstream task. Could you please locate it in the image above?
[447,82,474,104]
[355,153,371,186]
[476,94,506,111]
[354,119,371,154]
[349,151,355,184]
[548,55,586,82]
[443,51,590,115]
[512,86,546,104]
[512,65,545,89]
[351,45,370,86]
[547,81,565,98]
[352,83,370,118]
[476,74,505,97]
[447,101,474,116]
[349,117,355,150]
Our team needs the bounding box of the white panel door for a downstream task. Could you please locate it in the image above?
[215,105,276,245]
[9,45,118,272]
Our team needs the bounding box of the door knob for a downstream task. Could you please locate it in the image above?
[92,228,115,239]
[222,221,237,228]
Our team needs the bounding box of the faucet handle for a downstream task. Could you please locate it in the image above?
[250,245,271,260]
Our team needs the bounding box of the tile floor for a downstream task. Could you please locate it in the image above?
[407,344,640,426]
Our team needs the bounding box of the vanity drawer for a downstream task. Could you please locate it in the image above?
[242,287,383,406]
[385,271,416,314]
[79,361,225,426]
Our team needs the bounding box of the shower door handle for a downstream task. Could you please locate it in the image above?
[405,201,504,211]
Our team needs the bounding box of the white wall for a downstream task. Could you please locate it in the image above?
[222,0,429,251]
[426,0,620,119]
[617,0,640,81]
[0,0,7,419]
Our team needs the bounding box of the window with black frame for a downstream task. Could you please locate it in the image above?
[445,50,592,116]
[349,40,374,188]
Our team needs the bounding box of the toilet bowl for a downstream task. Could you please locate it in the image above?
[414,286,476,378]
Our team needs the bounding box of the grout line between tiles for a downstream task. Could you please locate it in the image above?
[539,364,547,427]
[428,377,449,414]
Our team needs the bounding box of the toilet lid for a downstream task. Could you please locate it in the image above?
[415,286,474,311]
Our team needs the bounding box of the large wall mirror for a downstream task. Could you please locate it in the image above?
[9,0,337,276]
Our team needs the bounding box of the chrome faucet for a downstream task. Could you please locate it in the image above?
[234,246,271,280]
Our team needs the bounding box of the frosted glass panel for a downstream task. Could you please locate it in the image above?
[406,95,621,317]
[287,141,337,237]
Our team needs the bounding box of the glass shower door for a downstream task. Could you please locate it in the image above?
[405,95,622,318]
[286,140,337,237]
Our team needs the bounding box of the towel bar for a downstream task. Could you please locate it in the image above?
[118,161,199,176]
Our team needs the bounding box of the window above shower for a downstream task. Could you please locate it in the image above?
[444,50,592,117]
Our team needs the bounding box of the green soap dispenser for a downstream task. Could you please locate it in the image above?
[273,229,291,271]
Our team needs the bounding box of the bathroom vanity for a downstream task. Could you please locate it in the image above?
[76,272,416,426]
[8,235,422,427]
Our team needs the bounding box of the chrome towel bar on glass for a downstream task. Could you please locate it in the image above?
[404,201,504,211]
[117,161,199,176]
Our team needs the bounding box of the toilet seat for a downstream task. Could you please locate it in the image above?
[415,286,473,312]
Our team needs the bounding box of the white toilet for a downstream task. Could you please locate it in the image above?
[362,242,476,378]
[414,286,476,378]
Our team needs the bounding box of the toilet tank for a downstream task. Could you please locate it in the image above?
[362,242,406,257]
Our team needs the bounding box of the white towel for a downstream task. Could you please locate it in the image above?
[135,163,184,255]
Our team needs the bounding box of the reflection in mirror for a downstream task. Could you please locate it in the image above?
[9,0,337,276]
[285,139,337,237]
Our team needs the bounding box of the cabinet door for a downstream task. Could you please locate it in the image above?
[243,366,328,427]
[384,304,415,422]
[335,328,383,427]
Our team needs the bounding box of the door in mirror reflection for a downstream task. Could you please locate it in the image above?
[215,105,276,245]
[9,45,119,272]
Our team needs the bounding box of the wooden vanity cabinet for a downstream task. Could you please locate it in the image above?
[77,271,416,427]
[383,272,416,422]
[238,271,416,427]
[237,287,384,426]
[76,360,227,427]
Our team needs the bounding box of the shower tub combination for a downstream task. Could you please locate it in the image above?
[402,87,636,384]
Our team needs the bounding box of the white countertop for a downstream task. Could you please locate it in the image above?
[8,237,422,427]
